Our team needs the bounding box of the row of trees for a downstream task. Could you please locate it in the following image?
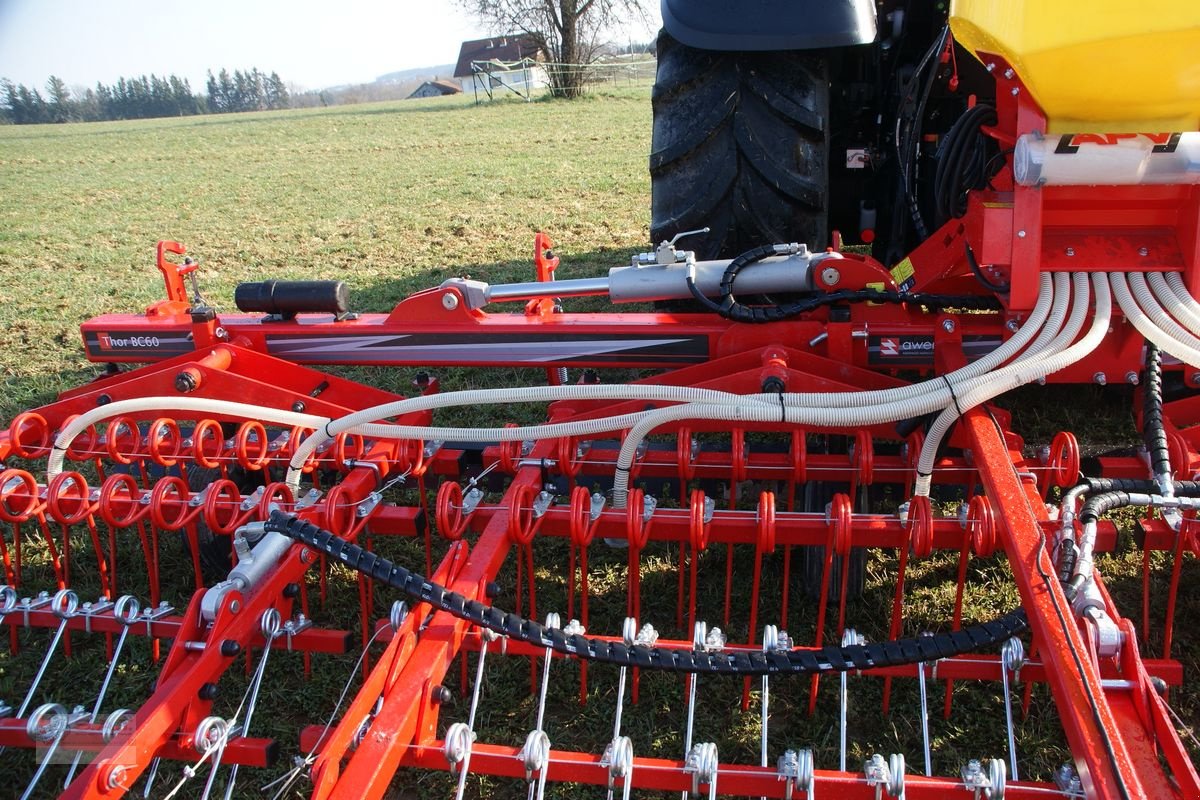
[0,68,289,124]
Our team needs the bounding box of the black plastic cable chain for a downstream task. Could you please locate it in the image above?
[1142,342,1172,482]
[266,510,1028,676]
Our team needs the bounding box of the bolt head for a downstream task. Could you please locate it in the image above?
[1093,372,1107,386]
[1011,86,1020,96]
[441,292,460,310]
[1003,68,1014,79]
[1138,247,1150,257]
[229,599,241,614]
[1065,247,1075,257]
[820,266,841,286]
[942,319,955,333]
[1017,230,1027,238]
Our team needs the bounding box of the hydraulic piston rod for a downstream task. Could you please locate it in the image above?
[440,251,823,310]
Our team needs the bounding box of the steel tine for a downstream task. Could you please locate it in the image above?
[1000,637,1025,781]
[21,703,81,800]
[683,621,725,800]
[918,631,933,777]
[839,627,863,773]
[222,608,282,800]
[449,626,497,800]
[759,624,791,800]
[521,612,565,800]
[17,589,79,719]
[64,594,141,788]
[604,616,649,800]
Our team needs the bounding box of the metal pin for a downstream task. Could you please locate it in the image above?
[221,608,282,800]
[64,595,140,788]
[1000,637,1024,781]
[17,589,80,719]
[839,628,863,773]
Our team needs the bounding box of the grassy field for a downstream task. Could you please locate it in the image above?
[0,89,1197,798]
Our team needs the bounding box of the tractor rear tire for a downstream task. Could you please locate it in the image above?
[650,32,830,260]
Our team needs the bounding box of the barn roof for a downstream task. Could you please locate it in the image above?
[454,34,544,78]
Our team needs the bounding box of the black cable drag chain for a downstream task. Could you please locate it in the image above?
[266,511,1028,676]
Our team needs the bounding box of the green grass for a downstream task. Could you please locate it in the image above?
[0,90,1198,798]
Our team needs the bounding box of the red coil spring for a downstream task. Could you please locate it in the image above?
[0,468,40,523]
[46,471,92,525]
[907,495,934,558]
[104,416,141,465]
[968,495,997,558]
[436,481,468,541]
[7,411,50,459]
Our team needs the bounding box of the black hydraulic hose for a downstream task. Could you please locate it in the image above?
[686,244,1002,324]
[1142,342,1172,483]
[933,104,997,225]
[265,510,1029,676]
[964,241,1010,293]
[1066,476,1200,499]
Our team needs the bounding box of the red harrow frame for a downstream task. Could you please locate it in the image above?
[2,56,1200,800]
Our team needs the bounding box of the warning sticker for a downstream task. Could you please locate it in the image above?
[890,258,916,292]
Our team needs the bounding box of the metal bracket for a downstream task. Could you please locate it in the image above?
[280,614,312,652]
[79,596,115,634]
[140,601,175,637]
[295,488,324,510]
[19,592,52,629]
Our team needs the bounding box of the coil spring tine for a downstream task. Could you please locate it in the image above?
[918,632,933,777]
[839,628,863,774]
[20,703,77,800]
[63,594,140,789]
[683,622,725,800]
[522,612,563,800]
[16,589,78,719]
[221,608,282,800]
[450,624,495,800]
[1001,637,1025,782]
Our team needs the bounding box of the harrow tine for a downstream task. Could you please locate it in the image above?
[839,627,863,773]
[16,588,79,719]
[221,608,282,800]
[63,594,141,788]
[1000,636,1025,781]
[683,621,725,800]
[20,703,85,800]
[520,612,563,800]
[917,632,933,777]
[760,624,791,800]
[604,616,648,800]
[448,623,495,800]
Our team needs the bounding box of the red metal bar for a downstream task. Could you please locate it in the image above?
[962,407,1178,799]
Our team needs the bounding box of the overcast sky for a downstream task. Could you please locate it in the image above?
[0,0,660,92]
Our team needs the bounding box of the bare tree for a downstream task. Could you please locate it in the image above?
[458,0,650,98]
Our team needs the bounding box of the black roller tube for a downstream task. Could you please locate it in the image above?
[235,280,349,318]
[265,510,1028,676]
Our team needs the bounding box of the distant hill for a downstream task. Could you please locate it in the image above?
[376,64,457,84]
